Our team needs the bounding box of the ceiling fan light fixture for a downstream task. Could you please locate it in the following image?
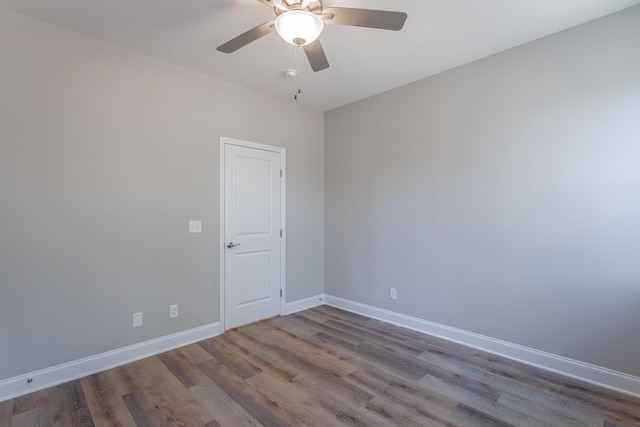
[275,9,324,46]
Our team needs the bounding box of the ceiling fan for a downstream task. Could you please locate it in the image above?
[217,0,407,72]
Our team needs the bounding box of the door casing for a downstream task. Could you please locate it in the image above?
[219,137,286,332]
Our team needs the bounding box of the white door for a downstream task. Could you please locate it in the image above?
[222,140,283,330]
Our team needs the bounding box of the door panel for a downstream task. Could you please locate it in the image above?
[224,143,282,329]
[236,156,273,235]
[236,251,272,305]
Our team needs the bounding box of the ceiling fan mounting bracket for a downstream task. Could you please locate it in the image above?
[271,0,323,16]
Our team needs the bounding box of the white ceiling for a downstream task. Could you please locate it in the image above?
[2,0,639,111]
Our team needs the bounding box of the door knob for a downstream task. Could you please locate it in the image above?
[227,242,241,249]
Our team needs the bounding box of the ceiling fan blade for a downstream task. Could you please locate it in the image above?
[303,39,329,72]
[322,7,407,31]
[217,21,275,54]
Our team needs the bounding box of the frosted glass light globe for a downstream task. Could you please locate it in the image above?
[275,10,324,46]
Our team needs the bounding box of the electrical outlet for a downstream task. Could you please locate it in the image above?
[133,312,143,327]
[169,304,179,318]
[390,288,397,300]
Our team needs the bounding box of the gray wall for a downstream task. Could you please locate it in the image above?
[325,6,640,376]
[0,7,324,380]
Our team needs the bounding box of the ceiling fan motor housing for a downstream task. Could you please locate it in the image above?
[271,0,323,15]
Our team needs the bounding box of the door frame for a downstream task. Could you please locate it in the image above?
[219,137,286,332]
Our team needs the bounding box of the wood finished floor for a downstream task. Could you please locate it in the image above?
[1,306,639,427]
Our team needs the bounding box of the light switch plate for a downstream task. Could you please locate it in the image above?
[189,220,202,233]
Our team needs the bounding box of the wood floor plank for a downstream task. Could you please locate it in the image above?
[314,305,374,325]
[81,370,137,427]
[497,392,602,427]
[344,369,458,426]
[293,307,336,324]
[340,314,476,359]
[240,322,357,379]
[420,374,555,427]
[414,335,635,426]
[11,406,51,426]
[109,363,142,397]
[245,371,349,427]
[306,327,431,384]
[302,332,460,425]
[0,398,11,427]
[252,342,373,410]
[324,319,426,356]
[452,403,514,427]
[294,366,374,411]
[258,369,388,427]
[328,317,432,356]
[174,342,215,365]
[238,320,296,348]
[198,338,263,380]
[197,354,306,427]
[190,380,263,427]
[466,351,640,425]
[218,328,267,356]
[309,329,506,413]
[362,395,455,427]
[118,357,214,426]
[221,331,299,382]
[158,349,211,388]
[121,389,175,427]
[288,313,367,345]
[10,387,50,417]
[605,413,636,427]
[269,314,320,339]
[47,381,94,426]
[418,348,605,425]
[353,341,433,381]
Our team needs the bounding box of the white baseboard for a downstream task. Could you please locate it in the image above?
[324,295,640,398]
[283,294,326,315]
[0,322,221,403]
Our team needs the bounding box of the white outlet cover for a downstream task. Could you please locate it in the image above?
[169,304,179,318]
[133,312,143,327]
[189,220,202,233]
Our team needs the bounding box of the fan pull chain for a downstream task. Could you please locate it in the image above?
[294,43,302,100]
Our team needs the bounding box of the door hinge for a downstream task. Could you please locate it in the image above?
[280,289,283,297]
[280,169,283,178]
[280,229,283,238]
